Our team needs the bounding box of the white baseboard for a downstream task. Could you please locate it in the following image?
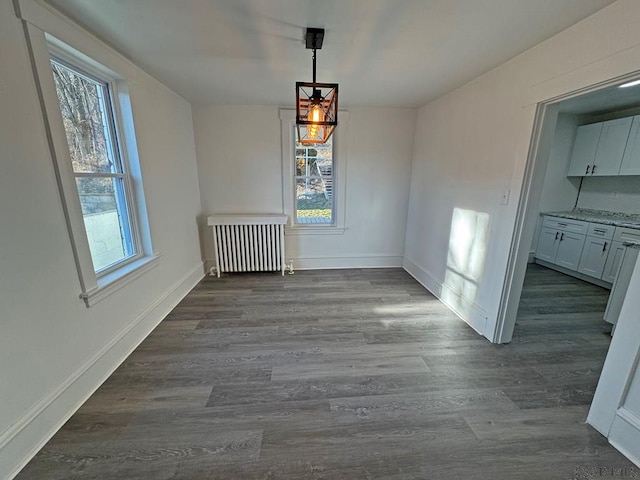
[292,255,403,270]
[1,263,205,480]
[205,255,403,272]
[403,256,489,338]
[608,407,640,468]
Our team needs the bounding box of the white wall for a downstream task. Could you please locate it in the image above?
[537,114,582,213]
[0,2,203,478]
[529,113,582,251]
[577,176,640,213]
[404,0,640,341]
[193,105,416,269]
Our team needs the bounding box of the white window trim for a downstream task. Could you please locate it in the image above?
[17,0,159,307]
[280,109,349,235]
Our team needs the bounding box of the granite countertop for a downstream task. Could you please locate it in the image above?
[542,208,640,230]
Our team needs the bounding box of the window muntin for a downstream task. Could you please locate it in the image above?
[294,133,334,225]
[51,58,136,273]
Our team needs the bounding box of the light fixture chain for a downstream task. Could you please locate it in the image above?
[312,47,317,84]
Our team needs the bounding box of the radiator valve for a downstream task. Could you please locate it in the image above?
[287,259,295,275]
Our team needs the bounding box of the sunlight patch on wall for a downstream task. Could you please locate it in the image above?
[442,208,490,320]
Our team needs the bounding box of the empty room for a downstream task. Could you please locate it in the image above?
[3,0,640,478]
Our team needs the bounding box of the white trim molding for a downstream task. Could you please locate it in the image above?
[81,253,162,307]
[292,254,403,270]
[609,407,640,468]
[0,263,205,480]
[403,255,489,337]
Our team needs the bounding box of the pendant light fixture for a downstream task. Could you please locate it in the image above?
[296,27,338,145]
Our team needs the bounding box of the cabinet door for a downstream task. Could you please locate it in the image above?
[535,227,560,263]
[602,241,626,283]
[592,117,633,176]
[578,237,609,278]
[555,232,586,271]
[620,115,640,175]
[567,123,601,176]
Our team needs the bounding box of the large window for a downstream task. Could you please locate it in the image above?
[280,109,347,234]
[50,58,137,273]
[295,134,334,225]
[19,7,157,306]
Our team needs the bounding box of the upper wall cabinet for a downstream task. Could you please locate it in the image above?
[593,117,633,175]
[620,116,640,175]
[567,117,633,177]
[567,123,601,176]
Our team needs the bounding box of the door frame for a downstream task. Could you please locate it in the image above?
[493,73,640,344]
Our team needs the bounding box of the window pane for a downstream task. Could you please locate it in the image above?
[295,178,332,224]
[296,157,321,176]
[76,177,134,271]
[294,132,334,225]
[51,61,117,174]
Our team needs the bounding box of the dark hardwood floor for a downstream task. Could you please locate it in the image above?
[16,264,637,479]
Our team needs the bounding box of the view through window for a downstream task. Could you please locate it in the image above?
[51,59,135,272]
[295,133,334,225]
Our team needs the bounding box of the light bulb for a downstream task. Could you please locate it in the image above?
[307,104,324,140]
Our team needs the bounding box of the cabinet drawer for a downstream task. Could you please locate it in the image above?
[613,226,640,244]
[542,216,588,235]
[587,223,615,240]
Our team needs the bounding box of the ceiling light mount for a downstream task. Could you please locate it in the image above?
[296,27,338,145]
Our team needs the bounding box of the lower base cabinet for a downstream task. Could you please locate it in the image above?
[534,215,638,286]
[602,241,626,284]
[535,216,587,272]
[555,232,586,270]
[578,237,610,278]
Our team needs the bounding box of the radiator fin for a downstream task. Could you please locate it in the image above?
[208,215,287,277]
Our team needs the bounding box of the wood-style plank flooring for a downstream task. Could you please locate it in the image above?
[16,264,638,479]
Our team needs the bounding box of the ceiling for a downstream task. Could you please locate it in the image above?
[557,83,640,116]
[44,0,616,107]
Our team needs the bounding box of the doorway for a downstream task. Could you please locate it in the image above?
[496,78,640,345]
[496,76,640,467]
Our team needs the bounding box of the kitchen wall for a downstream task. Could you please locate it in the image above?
[193,105,416,269]
[531,112,640,252]
[0,2,203,478]
[538,114,583,213]
[529,114,581,252]
[577,176,640,213]
[405,0,640,342]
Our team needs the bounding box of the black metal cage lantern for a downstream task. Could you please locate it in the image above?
[296,28,338,145]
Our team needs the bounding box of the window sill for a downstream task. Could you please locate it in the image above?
[285,226,346,236]
[80,253,162,307]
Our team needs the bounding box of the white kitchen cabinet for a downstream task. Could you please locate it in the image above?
[602,241,626,283]
[592,117,633,176]
[555,231,586,271]
[536,227,561,263]
[535,216,587,271]
[536,216,640,284]
[578,236,610,278]
[620,115,640,175]
[567,123,601,176]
